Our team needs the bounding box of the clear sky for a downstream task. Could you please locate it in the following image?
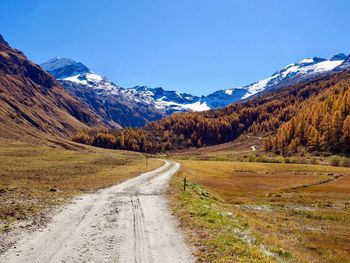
[1,0,350,95]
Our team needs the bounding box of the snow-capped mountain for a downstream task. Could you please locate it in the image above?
[41,58,210,119]
[131,86,208,113]
[40,57,209,127]
[334,54,350,72]
[41,53,350,127]
[41,57,90,79]
[204,53,350,108]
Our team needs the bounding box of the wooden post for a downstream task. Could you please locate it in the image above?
[183,176,187,191]
[345,202,350,210]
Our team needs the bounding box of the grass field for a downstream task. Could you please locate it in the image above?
[170,160,350,263]
[0,140,162,234]
[172,135,342,166]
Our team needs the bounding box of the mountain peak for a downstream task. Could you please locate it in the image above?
[41,57,90,79]
[41,57,76,71]
[330,53,348,61]
[0,33,9,46]
[299,58,314,64]
[133,86,151,91]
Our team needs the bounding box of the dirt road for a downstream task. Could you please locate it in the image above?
[0,160,194,263]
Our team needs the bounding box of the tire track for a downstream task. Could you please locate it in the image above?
[0,160,194,263]
[131,196,150,263]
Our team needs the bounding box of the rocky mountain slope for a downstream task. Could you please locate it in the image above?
[42,57,167,127]
[207,53,349,106]
[42,53,350,128]
[0,34,103,141]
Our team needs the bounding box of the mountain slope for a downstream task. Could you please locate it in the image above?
[0,34,102,141]
[72,69,350,153]
[41,57,90,79]
[42,58,165,127]
[205,53,349,108]
[42,58,212,127]
[267,68,350,155]
[42,54,350,128]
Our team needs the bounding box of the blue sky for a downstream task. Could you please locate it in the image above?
[1,0,350,95]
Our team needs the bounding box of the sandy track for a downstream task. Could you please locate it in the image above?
[0,160,194,263]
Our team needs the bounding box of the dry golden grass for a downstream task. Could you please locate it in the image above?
[172,135,262,161]
[0,140,162,232]
[171,160,350,263]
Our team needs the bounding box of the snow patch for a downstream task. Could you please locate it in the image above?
[300,58,314,64]
[85,73,103,82]
[175,91,183,98]
[242,78,270,99]
[64,74,88,85]
[225,89,233,95]
[184,101,210,111]
[301,60,344,73]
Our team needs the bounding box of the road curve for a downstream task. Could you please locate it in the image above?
[0,160,194,263]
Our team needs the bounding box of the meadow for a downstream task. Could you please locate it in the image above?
[170,160,350,263]
[0,140,162,235]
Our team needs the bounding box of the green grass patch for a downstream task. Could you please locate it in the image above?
[170,176,281,263]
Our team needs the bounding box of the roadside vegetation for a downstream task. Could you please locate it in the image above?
[0,140,162,234]
[170,159,350,263]
[170,177,275,263]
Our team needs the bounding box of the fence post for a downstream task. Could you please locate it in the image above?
[183,176,187,191]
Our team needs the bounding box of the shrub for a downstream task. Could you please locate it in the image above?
[291,157,306,164]
[330,156,341,167]
[342,158,350,167]
[284,158,292,163]
[248,154,256,162]
[310,159,319,165]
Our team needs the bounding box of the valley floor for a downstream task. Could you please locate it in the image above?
[0,140,162,253]
[2,138,350,263]
[170,160,350,263]
[0,160,193,263]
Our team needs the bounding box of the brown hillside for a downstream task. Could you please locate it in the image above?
[0,34,103,141]
[73,70,350,153]
[267,71,350,155]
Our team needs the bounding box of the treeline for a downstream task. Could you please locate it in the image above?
[265,75,350,155]
[73,71,350,153]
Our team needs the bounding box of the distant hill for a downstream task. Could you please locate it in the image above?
[0,34,103,141]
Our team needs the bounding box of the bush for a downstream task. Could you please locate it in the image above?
[310,159,319,165]
[248,154,256,162]
[330,156,341,167]
[291,157,307,164]
[257,155,273,163]
[342,158,350,167]
[283,157,292,163]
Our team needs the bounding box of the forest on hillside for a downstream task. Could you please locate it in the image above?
[73,70,350,154]
[265,75,350,155]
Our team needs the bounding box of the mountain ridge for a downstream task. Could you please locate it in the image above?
[72,68,350,153]
[0,34,103,141]
[41,52,350,128]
